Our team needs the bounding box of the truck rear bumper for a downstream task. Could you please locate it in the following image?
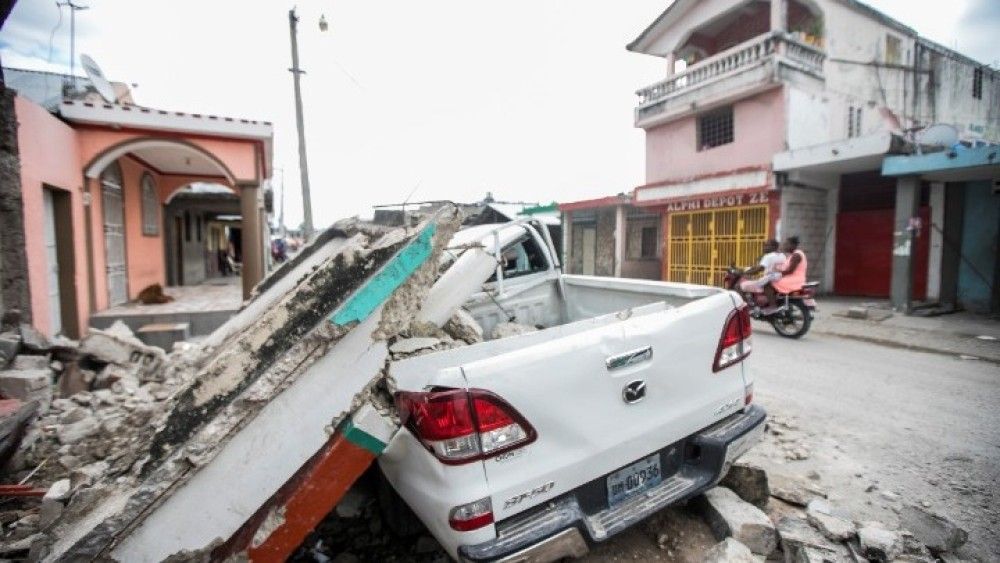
[459,405,767,562]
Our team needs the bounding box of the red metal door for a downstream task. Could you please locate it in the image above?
[835,208,929,299]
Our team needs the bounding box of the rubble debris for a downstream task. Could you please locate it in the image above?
[702,537,756,563]
[899,505,968,554]
[78,321,165,378]
[775,515,842,562]
[35,212,462,562]
[0,399,38,467]
[389,337,443,356]
[858,522,904,561]
[698,486,777,556]
[0,368,52,413]
[443,309,483,344]
[489,321,538,340]
[18,324,50,355]
[719,462,769,507]
[39,479,70,527]
[0,331,20,365]
[768,473,827,507]
[11,355,49,370]
[805,499,855,542]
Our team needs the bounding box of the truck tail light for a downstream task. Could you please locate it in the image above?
[396,388,536,465]
[449,497,494,531]
[714,305,752,372]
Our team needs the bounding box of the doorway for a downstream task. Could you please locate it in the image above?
[581,227,596,275]
[42,187,79,337]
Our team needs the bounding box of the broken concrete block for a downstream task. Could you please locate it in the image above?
[858,523,903,561]
[703,537,756,562]
[136,322,190,352]
[12,355,50,370]
[805,499,855,542]
[720,462,769,507]
[0,368,51,396]
[489,322,538,340]
[899,505,967,554]
[56,417,100,446]
[444,309,483,344]
[79,325,165,375]
[389,337,441,356]
[0,331,21,365]
[71,460,110,488]
[39,479,71,528]
[846,306,869,319]
[768,473,826,507]
[775,516,841,563]
[19,324,50,354]
[699,487,778,556]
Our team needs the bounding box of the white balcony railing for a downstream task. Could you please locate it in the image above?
[635,32,825,118]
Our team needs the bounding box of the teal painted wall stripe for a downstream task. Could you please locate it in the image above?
[331,223,436,326]
[341,420,388,455]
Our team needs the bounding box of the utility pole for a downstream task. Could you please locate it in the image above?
[288,8,314,240]
[57,0,88,90]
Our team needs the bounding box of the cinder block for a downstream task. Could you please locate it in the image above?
[136,323,191,351]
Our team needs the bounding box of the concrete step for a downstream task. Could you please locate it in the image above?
[136,322,191,351]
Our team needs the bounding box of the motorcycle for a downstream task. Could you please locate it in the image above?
[723,266,819,338]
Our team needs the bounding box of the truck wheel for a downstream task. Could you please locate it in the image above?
[770,300,811,338]
[377,470,426,538]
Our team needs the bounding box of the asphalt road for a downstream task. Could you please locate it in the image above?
[746,328,1000,560]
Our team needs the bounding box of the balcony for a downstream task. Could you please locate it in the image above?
[634,32,825,128]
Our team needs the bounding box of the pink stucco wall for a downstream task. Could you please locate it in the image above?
[119,157,167,296]
[14,95,255,337]
[14,96,89,338]
[644,87,786,183]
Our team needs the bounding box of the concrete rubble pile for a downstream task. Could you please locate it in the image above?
[0,314,185,556]
[0,206,499,561]
[701,461,971,563]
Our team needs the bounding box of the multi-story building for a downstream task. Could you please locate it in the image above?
[574,0,999,312]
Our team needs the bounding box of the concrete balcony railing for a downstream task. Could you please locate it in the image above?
[635,32,825,127]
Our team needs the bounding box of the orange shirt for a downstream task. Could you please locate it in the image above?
[773,250,807,293]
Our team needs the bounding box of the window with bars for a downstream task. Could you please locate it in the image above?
[973,67,983,100]
[847,106,863,138]
[697,106,734,150]
[640,226,658,259]
[140,173,159,236]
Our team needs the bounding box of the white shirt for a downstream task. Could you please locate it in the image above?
[759,251,785,274]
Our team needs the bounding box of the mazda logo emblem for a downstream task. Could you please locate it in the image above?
[622,380,646,404]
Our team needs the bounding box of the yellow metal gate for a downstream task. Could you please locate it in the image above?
[666,206,769,286]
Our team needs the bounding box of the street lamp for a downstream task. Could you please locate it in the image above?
[288,8,328,241]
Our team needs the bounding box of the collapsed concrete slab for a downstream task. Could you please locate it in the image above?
[41,208,462,562]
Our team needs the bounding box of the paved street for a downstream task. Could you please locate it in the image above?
[747,327,1000,560]
[583,326,1000,562]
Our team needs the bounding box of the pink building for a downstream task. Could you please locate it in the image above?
[1,68,273,339]
[582,0,1000,298]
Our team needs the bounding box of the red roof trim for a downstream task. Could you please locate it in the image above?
[558,195,630,212]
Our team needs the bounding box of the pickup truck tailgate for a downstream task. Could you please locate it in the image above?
[460,291,747,521]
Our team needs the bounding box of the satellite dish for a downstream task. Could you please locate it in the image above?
[914,123,959,147]
[80,54,117,104]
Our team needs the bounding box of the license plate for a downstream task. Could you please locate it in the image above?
[607,454,662,506]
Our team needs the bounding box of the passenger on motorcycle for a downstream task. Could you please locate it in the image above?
[770,236,808,313]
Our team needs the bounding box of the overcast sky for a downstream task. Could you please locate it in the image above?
[1,1,998,227]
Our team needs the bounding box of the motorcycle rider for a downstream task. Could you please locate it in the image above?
[740,239,785,307]
[770,236,808,312]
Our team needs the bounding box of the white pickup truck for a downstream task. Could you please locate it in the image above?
[379,219,765,562]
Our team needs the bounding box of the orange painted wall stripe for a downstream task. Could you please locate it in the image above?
[245,434,375,563]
